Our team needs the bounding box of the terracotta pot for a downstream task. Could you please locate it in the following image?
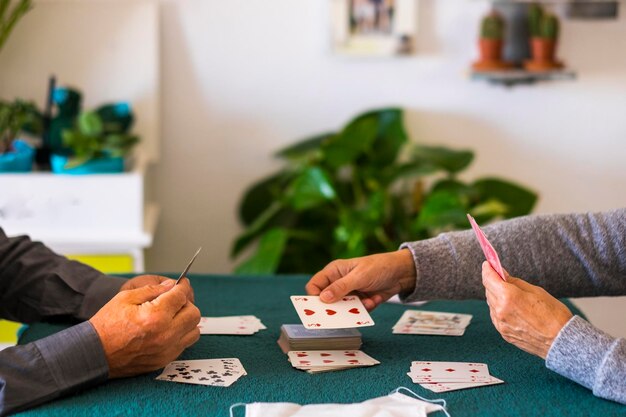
[478,39,503,61]
[531,38,556,62]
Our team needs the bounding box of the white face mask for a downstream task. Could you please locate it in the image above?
[230,387,450,417]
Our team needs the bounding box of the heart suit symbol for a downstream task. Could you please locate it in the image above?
[325,309,337,315]
[304,309,315,316]
[348,308,360,314]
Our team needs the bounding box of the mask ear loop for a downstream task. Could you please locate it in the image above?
[229,402,247,417]
[390,386,451,417]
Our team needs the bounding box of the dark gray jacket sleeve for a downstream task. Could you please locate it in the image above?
[0,322,109,416]
[400,208,626,404]
[0,229,126,322]
[400,208,626,300]
[0,229,126,415]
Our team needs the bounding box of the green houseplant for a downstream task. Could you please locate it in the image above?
[0,0,32,54]
[526,3,561,69]
[479,11,504,61]
[232,108,537,274]
[47,86,139,174]
[0,99,41,172]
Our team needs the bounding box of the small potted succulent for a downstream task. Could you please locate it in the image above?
[472,10,511,71]
[525,3,562,71]
[0,99,41,172]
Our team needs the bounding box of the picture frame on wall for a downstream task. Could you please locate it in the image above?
[331,0,417,56]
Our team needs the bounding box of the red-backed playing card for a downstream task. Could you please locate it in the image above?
[467,214,506,281]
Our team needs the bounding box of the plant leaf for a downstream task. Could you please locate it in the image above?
[322,113,378,168]
[415,190,468,231]
[286,167,336,211]
[238,171,290,226]
[231,201,283,257]
[234,228,288,274]
[369,108,407,167]
[78,111,103,137]
[411,145,474,175]
[472,178,538,218]
[275,132,333,162]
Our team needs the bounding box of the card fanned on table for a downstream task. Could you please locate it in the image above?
[277,324,362,353]
[287,350,380,374]
[408,361,504,392]
[392,310,472,336]
[198,315,266,335]
[156,358,247,387]
[290,295,374,329]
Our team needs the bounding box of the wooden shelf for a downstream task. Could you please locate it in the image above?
[470,69,577,86]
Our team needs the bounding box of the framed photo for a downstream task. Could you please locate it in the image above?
[331,0,417,56]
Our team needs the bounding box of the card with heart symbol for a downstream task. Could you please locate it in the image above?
[290,295,375,329]
[155,358,247,387]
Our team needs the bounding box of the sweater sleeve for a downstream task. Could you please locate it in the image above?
[0,228,126,322]
[546,316,626,404]
[400,208,626,301]
[0,321,109,416]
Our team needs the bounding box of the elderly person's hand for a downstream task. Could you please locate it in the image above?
[120,274,195,303]
[90,281,201,378]
[482,261,573,359]
[305,250,416,311]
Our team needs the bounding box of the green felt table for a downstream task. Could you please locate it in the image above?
[16,275,626,417]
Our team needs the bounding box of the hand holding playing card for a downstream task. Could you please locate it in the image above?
[305,250,417,311]
[120,274,195,303]
[90,281,201,378]
[482,261,573,359]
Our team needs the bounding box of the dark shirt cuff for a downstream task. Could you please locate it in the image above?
[34,321,110,392]
[77,276,127,320]
[0,322,108,416]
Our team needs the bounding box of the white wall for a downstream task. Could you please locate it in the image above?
[151,0,626,337]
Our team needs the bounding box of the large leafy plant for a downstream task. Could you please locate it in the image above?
[232,108,537,274]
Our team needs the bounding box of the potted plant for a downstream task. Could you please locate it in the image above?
[0,0,33,54]
[472,10,512,71]
[51,103,139,174]
[231,108,538,274]
[525,3,562,71]
[0,99,41,172]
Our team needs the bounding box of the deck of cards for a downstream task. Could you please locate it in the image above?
[156,358,247,387]
[287,350,380,374]
[408,361,504,392]
[392,310,473,336]
[290,295,374,329]
[198,315,266,335]
[277,324,362,353]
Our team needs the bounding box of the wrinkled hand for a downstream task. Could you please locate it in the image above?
[90,280,201,378]
[120,274,194,303]
[305,250,416,311]
[482,261,573,359]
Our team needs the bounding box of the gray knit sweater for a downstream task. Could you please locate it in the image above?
[401,208,626,404]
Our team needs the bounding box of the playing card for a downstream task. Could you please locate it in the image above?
[290,295,374,329]
[287,350,380,368]
[419,376,504,393]
[283,325,361,339]
[409,361,491,383]
[467,214,506,281]
[156,358,247,387]
[392,310,472,336]
[198,316,266,335]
